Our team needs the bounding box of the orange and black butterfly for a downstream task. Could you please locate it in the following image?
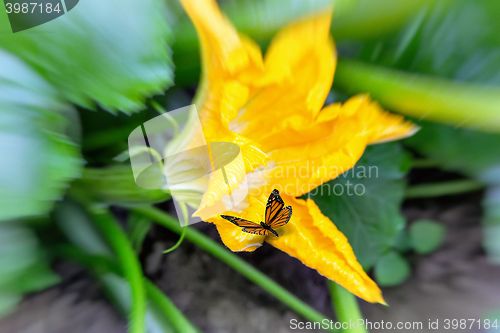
[221,189,292,237]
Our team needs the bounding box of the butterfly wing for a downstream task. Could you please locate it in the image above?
[265,189,284,225]
[268,205,292,229]
[220,215,270,236]
[241,227,272,236]
[221,215,259,228]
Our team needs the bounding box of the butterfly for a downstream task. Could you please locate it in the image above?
[221,189,292,237]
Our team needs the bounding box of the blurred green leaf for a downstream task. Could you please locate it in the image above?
[409,219,445,254]
[374,251,410,287]
[128,213,152,253]
[331,0,440,40]
[0,51,81,221]
[363,0,500,175]
[0,295,21,317]
[223,0,332,42]
[311,143,410,268]
[336,0,500,132]
[393,230,411,252]
[355,0,500,85]
[371,0,500,263]
[0,223,60,317]
[406,122,500,178]
[0,0,173,113]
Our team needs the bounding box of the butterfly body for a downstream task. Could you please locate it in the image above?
[221,189,291,238]
[259,221,279,237]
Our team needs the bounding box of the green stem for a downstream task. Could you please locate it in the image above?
[163,227,187,254]
[335,60,500,132]
[85,207,146,333]
[133,206,336,332]
[405,179,484,199]
[328,282,367,333]
[75,166,170,205]
[145,280,198,333]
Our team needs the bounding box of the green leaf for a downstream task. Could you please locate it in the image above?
[374,251,410,287]
[0,51,81,221]
[0,0,173,113]
[409,219,445,254]
[0,222,60,317]
[393,230,412,252]
[311,143,410,268]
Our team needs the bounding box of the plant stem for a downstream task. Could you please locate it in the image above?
[75,166,170,205]
[133,206,337,332]
[163,227,187,254]
[405,179,484,198]
[328,282,367,333]
[86,207,146,333]
[335,60,500,132]
[145,280,198,333]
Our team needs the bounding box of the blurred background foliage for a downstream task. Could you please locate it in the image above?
[0,0,499,330]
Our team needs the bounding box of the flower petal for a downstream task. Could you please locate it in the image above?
[180,0,263,78]
[207,192,268,252]
[235,11,336,139]
[254,95,416,197]
[265,10,335,115]
[180,0,266,158]
[320,95,418,144]
[181,0,271,214]
[267,195,385,304]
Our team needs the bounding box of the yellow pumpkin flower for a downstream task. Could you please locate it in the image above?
[180,0,416,304]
